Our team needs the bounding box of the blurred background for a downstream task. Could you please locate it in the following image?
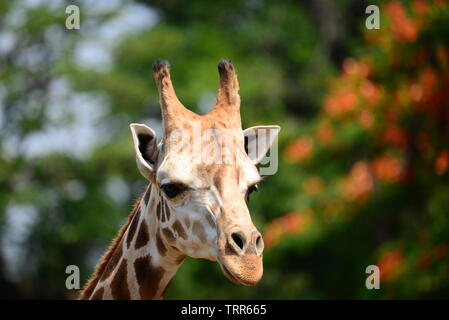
[1,0,449,299]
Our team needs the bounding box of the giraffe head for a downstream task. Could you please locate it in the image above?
[129,60,280,286]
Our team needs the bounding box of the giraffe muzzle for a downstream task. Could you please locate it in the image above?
[217,227,264,286]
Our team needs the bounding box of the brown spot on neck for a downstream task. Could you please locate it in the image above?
[110,259,130,300]
[90,287,104,300]
[135,220,150,250]
[134,256,165,299]
[100,239,123,281]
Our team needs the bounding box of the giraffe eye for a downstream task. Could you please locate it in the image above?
[161,183,182,198]
[246,184,259,202]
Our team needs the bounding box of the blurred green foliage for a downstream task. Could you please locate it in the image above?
[0,0,448,299]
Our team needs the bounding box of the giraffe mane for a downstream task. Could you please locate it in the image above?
[78,196,143,300]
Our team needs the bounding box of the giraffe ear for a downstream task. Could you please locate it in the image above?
[244,125,280,164]
[130,123,159,180]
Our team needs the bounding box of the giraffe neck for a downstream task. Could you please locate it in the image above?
[80,184,185,300]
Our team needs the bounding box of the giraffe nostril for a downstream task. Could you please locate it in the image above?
[256,235,264,253]
[231,233,245,251]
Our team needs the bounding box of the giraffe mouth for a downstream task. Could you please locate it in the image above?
[219,263,241,285]
[218,257,263,286]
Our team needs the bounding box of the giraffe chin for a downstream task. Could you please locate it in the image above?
[218,256,263,286]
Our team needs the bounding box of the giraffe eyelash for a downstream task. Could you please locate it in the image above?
[246,184,259,202]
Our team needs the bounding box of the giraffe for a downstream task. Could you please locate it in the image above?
[79,59,280,300]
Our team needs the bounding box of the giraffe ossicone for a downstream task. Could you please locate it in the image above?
[79,59,280,300]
